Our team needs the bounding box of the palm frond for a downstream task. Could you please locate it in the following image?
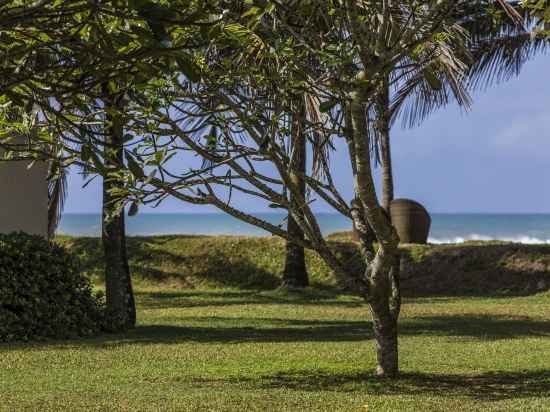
[47,162,68,239]
[303,91,334,181]
[468,32,549,90]
[390,22,472,128]
[495,0,525,26]
[392,1,547,128]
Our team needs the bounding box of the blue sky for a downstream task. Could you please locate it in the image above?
[65,54,550,214]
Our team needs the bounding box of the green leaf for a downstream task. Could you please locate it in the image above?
[242,6,261,18]
[81,145,92,163]
[154,149,166,164]
[90,152,106,175]
[128,201,139,217]
[319,99,337,113]
[176,54,201,82]
[126,154,145,179]
[423,70,442,91]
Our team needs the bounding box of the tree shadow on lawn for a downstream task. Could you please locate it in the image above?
[120,313,550,344]
[135,289,361,309]
[64,236,550,297]
[127,246,280,289]
[336,241,550,297]
[63,236,283,289]
[400,243,550,298]
[248,369,550,401]
[5,313,550,351]
[402,314,550,340]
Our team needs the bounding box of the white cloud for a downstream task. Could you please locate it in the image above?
[491,111,550,156]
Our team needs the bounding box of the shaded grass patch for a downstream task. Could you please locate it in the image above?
[2,287,550,411]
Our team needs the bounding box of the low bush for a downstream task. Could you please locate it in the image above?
[0,232,104,342]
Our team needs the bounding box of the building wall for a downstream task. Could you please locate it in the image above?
[0,160,48,237]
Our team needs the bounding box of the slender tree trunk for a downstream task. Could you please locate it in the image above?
[367,251,400,377]
[102,89,136,331]
[283,96,309,288]
[121,212,136,326]
[378,78,393,213]
[349,78,401,378]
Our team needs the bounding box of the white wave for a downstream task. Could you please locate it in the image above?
[428,234,550,245]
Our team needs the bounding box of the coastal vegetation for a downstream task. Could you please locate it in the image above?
[1,1,549,402]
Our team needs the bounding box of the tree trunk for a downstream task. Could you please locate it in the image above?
[121,212,136,326]
[367,251,400,377]
[378,77,393,213]
[102,89,136,331]
[283,96,309,288]
[379,126,393,213]
[284,215,309,287]
[349,78,401,378]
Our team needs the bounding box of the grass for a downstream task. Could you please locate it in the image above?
[2,235,550,410]
[58,234,550,296]
[2,287,550,411]
[57,235,338,289]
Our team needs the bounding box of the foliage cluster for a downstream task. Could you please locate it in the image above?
[0,232,104,342]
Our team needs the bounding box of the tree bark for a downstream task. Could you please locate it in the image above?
[283,96,309,288]
[367,250,400,377]
[102,89,136,331]
[378,78,393,214]
[349,77,401,378]
[120,212,136,326]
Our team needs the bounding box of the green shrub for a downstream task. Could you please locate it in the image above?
[0,232,104,342]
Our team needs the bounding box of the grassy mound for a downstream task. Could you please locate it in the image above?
[57,234,550,296]
[58,235,336,289]
[400,242,550,296]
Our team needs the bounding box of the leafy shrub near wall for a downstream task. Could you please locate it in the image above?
[0,232,104,342]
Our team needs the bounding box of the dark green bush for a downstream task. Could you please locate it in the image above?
[0,232,104,342]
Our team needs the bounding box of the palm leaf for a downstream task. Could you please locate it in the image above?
[47,161,68,239]
[468,32,549,90]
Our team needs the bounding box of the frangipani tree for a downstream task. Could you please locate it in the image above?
[0,0,225,330]
[84,0,475,377]
[1,1,91,236]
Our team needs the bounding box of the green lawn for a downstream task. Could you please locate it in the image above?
[2,287,550,411]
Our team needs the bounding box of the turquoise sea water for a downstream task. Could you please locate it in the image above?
[58,213,550,244]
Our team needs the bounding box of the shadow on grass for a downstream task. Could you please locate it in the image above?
[62,236,282,289]
[122,314,550,345]
[121,322,370,344]
[0,322,370,350]
[60,236,550,297]
[135,289,360,309]
[4,312,550,351]
[247,369,550,401]
[400,243,550,297]
[329,241,550,298]
[402,314,550,340]
[154,313,550,341]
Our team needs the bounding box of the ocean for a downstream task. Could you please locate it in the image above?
[57,213,550,244]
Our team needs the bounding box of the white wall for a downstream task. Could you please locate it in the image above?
[0,160,48,237]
